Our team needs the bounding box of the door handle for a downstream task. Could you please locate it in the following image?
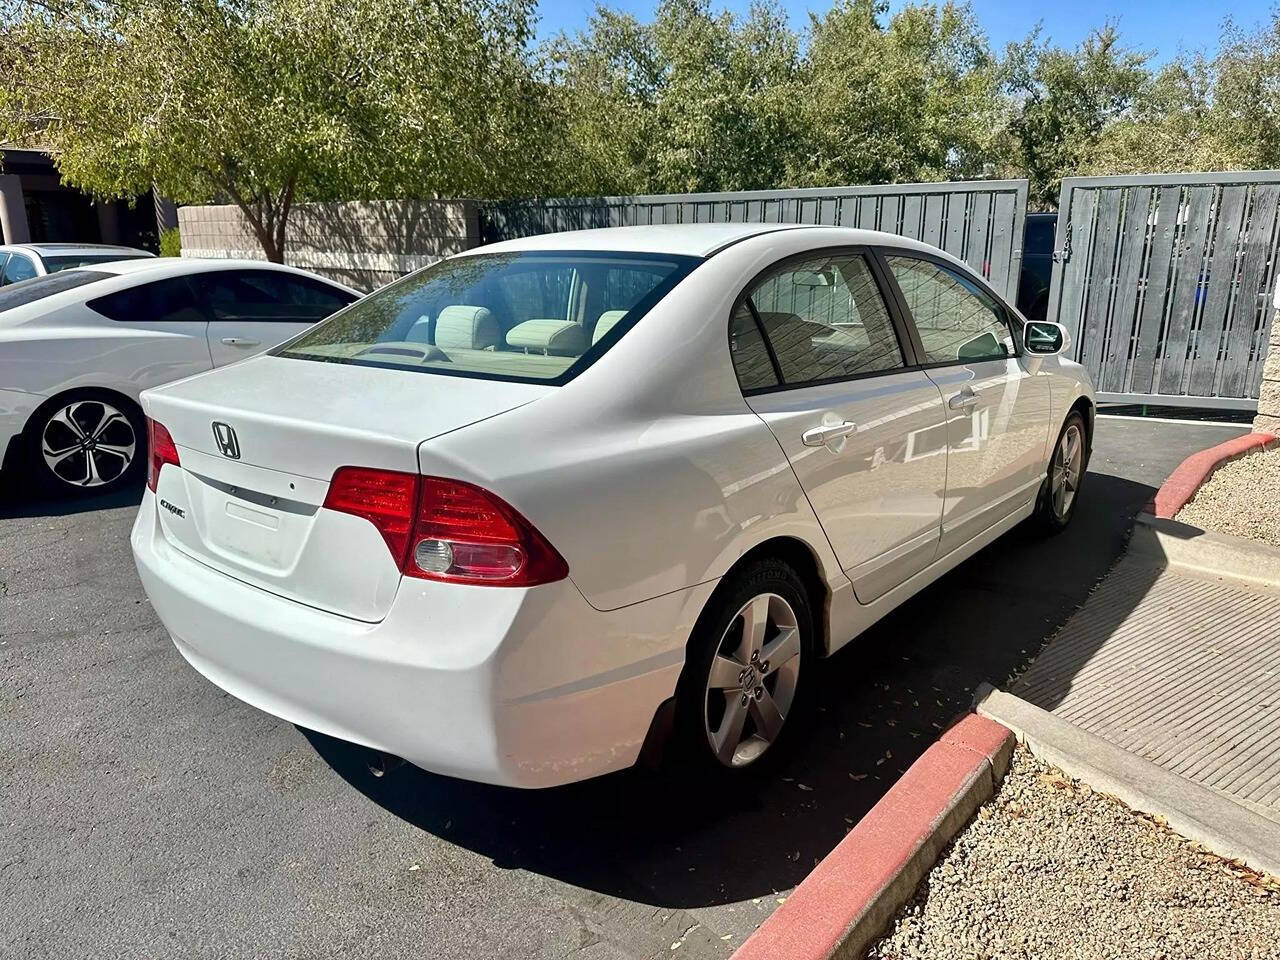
[948,388,978,410]
[220,337,261,347]
[802,421,857,447]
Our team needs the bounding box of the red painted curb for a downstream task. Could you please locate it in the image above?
[1149,432,1277,519]
[731,713,1013,960]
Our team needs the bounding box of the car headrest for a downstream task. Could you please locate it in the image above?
[506,319,587,357]
[592,309,628,345]
[435,305,498,350]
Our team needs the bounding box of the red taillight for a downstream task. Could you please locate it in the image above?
[322,468,568,587]
[322,467,419,565]
[147,418,180,492]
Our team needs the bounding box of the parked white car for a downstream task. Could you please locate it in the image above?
[132,224,1094,788]
[0,242,154,283]
[0,259,360,495]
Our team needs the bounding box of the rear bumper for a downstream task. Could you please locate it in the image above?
[131,490,711,787]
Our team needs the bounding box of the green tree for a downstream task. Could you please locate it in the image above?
[0,0,553,260]
[1003,26,1152,207]
[796,0,1005,187]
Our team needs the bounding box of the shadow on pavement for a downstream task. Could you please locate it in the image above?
[0,479,143,519]
[307,467,1159,909]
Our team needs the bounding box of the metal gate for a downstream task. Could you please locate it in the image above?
[1047,171,1280,409]
[480,180,1029,301]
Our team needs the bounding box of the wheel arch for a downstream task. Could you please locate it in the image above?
[1067,395,1095,458]
[23,385,146,441]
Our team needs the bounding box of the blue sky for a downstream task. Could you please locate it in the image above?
[533,0,1276,61]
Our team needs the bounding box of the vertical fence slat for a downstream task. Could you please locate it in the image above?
[900,195,923,240]
[922,195,945,247]
[1080,189,1123,376]
[1158,185,1215,394]
[1190,185,1249,396]
[1055,187,1097,349]
[857,198,878,230]
[1223,185,1280,397]
[879,195,901,235]
[943,194,968,260]
[966,193,991,278]
[987,192,1017,300]
[1100,187,1152,392]
[1130,186,1181,393]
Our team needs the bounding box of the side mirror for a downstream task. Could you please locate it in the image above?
[1024,320,1069,356]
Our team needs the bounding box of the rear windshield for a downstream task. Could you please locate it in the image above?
[43,254,151,272]
[274,251,700,384]
[0,270,111,312]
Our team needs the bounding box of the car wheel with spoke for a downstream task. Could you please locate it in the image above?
[26,391,146,497]
[1033,411,1087,534]
[676,558,814,778]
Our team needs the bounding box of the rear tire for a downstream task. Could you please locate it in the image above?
[23,389,147,498]
[673,558,814,782]
[1032,411,1087,535]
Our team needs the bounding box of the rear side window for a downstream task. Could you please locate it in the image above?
[88,277,204,324]
[885,256,1015,364]
[42,254,152,272]
[733,253,904,390]
[191,270,356,322]
[275,251,699,384]
[0,270,111,312]
[729,303,778,391]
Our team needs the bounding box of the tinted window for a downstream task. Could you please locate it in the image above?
[746,254,903,386]
[729,303,778,390]
[3,254,38,285]
[43,254,152,272]
[192,270,355,323]
[88,277,204,324]
[0,270,112,312]
[886,257,1015,364]
[276,252,698,384]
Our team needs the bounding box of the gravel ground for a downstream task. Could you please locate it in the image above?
[1176,447,1280,546]
[867,748,1280,960]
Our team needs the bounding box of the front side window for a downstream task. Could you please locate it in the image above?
[276,251,699,384]
[3,254,38,285]
[191,270,355,322]
[737,253,904,389]
[87,277,204,324]
[886,257,1015,364]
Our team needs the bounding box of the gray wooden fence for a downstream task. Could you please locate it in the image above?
[1047,171,1280,410]
[480,180,1029,302]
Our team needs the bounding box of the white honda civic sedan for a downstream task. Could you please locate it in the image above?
[0,258,359,496]
[132,224,1094,788]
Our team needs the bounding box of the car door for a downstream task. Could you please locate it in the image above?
[84,275,216,385]
[194,269,357,366]
[881,253,1054,555]
[733,249,949,604]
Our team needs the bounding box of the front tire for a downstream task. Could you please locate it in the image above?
[674,558,814,779]
[1033,411,1087,534]
[24,390,146,497]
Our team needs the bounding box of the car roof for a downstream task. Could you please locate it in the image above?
[468,223,942,258]
[0,242,155,257]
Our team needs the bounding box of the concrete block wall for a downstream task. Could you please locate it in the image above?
[1256,316,1280,435]
[178,199,480,292]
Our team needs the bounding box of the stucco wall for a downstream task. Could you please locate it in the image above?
[178,199,480,292]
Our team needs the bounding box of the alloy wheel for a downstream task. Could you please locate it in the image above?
[1051,422,1083,519]
[703,592,802,768]
[41,400,137,488]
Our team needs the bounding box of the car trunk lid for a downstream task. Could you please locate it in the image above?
[143,355,550,620]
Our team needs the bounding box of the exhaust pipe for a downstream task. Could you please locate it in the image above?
[368,750,406,778]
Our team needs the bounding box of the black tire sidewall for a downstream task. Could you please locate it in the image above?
[25,390,147,498]
[1036,411,1088,533]
[673,558,815,782]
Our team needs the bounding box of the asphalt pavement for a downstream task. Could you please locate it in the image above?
[0,415,1249,959]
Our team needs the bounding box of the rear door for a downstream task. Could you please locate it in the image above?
[880,253,1053,555]
[735,249,949,604]
[196,269,357,366]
